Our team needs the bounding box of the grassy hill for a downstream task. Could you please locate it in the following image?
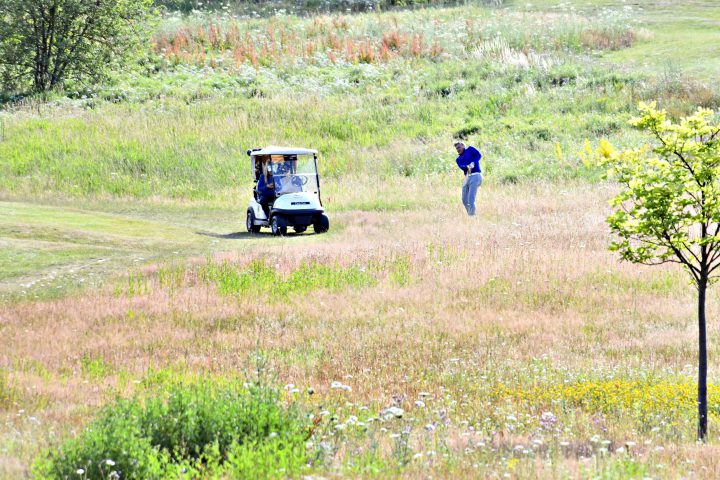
[1,1,720,478]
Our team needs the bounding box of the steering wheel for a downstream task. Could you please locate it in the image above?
[291,175,308,188]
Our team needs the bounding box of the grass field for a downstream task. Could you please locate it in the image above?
[2,0,720,478]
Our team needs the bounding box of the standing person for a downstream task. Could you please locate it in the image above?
[454,141,483,216]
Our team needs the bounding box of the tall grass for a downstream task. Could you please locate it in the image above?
[3,183,720,477]
[0,4,660,200]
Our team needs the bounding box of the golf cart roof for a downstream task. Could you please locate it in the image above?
[247,146,318,156]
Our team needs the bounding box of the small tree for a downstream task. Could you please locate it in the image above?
[599,102,720,441]
[0,0,154,94]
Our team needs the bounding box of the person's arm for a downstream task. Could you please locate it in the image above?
[456,152,472,172]
[457,150,476,173]
[464,148,481,173]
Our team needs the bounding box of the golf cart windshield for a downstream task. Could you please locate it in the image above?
[268,154,319,195]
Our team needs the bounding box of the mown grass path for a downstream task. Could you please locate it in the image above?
[0,200,275,301]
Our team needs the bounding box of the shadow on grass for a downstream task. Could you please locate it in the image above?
[195,231,257,239]
[195,230,307,239]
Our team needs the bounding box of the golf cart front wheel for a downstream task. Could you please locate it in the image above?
[314,214,329,234]
[246,210,261,234]
[271,216,287,236]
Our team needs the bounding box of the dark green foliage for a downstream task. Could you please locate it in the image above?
[455,124,481,140]
[154,0,504,15]
[0,0,155,94]
[33,380,308,479]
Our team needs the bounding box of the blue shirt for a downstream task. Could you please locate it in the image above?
[257,174,275,200]
[456,146,482,175]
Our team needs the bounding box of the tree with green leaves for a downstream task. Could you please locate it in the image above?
[599,102,720,441]
[0,0,154,94]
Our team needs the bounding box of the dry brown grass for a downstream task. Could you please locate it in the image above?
[1,182,718,477]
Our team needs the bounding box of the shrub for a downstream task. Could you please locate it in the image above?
[33,380,308,479]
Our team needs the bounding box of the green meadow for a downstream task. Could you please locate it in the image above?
[2,1,720,478]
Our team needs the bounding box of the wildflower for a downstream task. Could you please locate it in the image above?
[291,388,300,394]
[540,411,557,430]
[559,441,570,447]
[335,424,346,430]
[382,406,404,419]
[105,460,115,467]
[413,453,423,460]
[419,391,431,397]
[284,383,295,391]
[414,400,426,408]
[425,424,435,431]
[330,381,343,389]
[76,469,85,475]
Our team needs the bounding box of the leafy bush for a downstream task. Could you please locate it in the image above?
[33,380,308,479]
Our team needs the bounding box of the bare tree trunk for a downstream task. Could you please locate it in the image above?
[698,276,708,441]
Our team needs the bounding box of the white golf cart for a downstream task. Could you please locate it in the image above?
[246,146,330,236]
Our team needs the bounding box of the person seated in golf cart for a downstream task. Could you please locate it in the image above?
[256,160,275,217]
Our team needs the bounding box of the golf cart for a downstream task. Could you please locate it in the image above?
[246,146,330,236]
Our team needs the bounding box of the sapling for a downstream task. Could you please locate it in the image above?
[599,102,720,441]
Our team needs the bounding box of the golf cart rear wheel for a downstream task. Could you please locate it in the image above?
[246,210,261,234]
[271,216,287,236]
[313,214,329,234]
